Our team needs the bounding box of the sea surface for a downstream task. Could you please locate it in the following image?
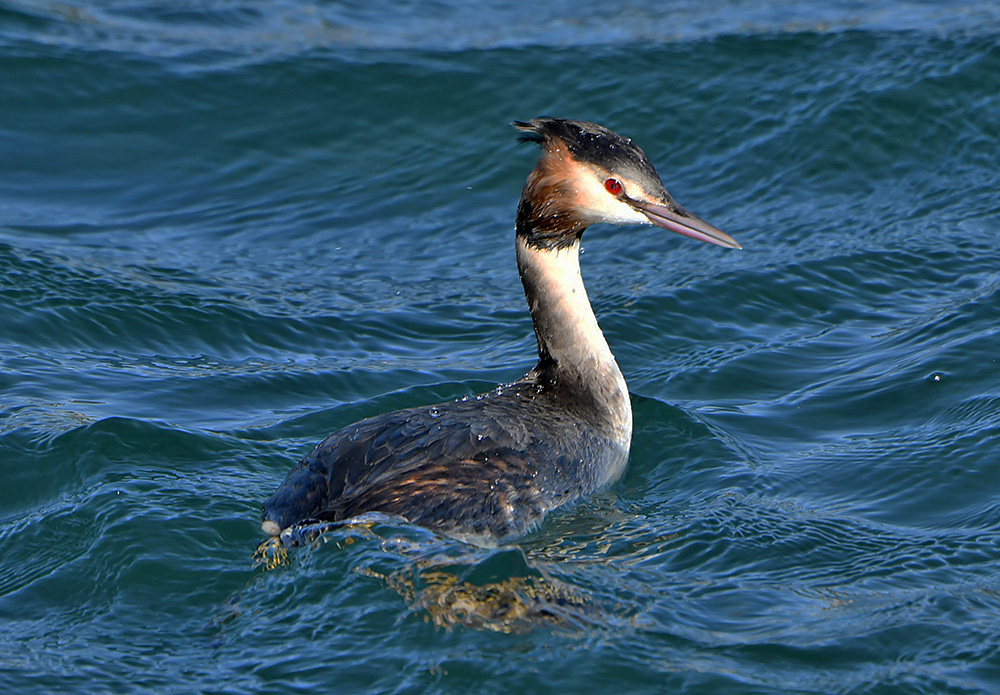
[2,1,1000,693]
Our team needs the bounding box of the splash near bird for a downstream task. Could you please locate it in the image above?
[261,118,740,546]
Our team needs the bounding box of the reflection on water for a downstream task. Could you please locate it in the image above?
[255,517,595,634]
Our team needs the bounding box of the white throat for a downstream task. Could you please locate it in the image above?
[515,235,632,437]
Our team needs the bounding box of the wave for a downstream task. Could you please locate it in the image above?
[2,0,999,67]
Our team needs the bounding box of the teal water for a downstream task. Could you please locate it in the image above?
[3,1,1000,692]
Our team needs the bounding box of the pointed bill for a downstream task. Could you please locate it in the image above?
[632,198,741,249]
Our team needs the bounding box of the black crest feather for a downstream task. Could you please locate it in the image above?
[512,117,660,182]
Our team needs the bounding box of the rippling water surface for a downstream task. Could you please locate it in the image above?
[2,1,1000,693]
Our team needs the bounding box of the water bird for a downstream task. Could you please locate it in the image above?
[262,117,740,545]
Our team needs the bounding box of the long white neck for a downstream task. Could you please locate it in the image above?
[515,235,632,438]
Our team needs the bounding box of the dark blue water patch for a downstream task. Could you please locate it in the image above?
[0,416,274,694]
[4,0,1000,65]
[0,241,528,363]
[4,30,996,296]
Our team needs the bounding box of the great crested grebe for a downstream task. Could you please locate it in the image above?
[262,117,740,545]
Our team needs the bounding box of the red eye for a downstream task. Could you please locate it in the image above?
[604,178,624,196]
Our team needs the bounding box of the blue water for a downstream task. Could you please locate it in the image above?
[2,1,1000,693]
